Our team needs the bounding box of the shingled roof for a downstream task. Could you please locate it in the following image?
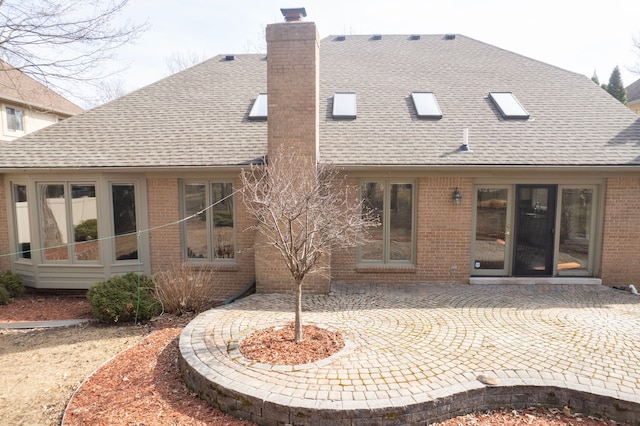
[627,78,640,103]
[0,61,83,116]
[1,34,639,170]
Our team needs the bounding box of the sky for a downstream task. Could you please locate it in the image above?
[85,0,640,106]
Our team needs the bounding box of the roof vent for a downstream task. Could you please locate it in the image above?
[444,34,456,40]
[460,128,473,152]
[410,34,421,40]
[372,34,382,40]
[225,55,235,61]
[336,35,346,41]
[280,7,307,22]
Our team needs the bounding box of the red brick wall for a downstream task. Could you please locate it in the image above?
[147,176,256,299]
[0,177,10,271]
[331,176,473,285]
[600,177,640,285]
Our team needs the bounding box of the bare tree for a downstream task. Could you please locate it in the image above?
[165,50,208,74]
[241,149,379,342]
[0,0,145,93]
[633,33,640,75]
[86,78,128,107]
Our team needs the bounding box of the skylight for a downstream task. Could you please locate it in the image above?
[489,92,529,119]
[411,92,442,119]
[248,93,267,120]
[332,93,357,118]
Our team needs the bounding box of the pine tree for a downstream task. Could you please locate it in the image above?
[606,66,627,104]
[591,71,600,85]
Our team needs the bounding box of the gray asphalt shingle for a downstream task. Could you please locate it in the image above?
[1,35,638,169]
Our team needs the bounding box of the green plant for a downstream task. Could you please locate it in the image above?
[153,264,221,314]
[0,286,11,305]
[87,272,160,323]
[74,218,98,242]
[0,271,25,298]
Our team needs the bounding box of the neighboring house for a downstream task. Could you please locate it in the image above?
[0,60,83,141]
[1,9,639,294]
[627,78,640,114]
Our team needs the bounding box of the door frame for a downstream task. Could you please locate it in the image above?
[470,179,604,279]
[513,184,557,276]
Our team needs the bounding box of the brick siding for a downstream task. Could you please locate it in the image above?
[332,176,473,285]
[600,177,640,285]
[147,176,256,299]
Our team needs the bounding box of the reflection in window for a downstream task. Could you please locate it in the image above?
[72,185,99,261]
[558,188,592,274]
[112,184,138,260]
[360,182,384,261]
[360,180,414,264]
[40,184,68,261]
[212,183,234,259]
[182,181,235,261]
[474,188,508,270]
[6,107,24,131]
[13,184,31,259]
[184,184,207,259]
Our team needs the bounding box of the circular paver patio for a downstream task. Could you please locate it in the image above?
[180,283,640,425]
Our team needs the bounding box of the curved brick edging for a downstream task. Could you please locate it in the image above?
[179,348,640,426]
[179,284,640,425]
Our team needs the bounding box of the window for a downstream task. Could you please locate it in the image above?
[39,182,99,262]
[12,184,31,259]
[248,93,267,119]
[182,181,235,261]
[558,187,595,276]
[411,92,442,118]
[359,180,415,264]
[6,107,24,131]
[489,92,529,119]
[332,92,357,118]
[111,184,138,261]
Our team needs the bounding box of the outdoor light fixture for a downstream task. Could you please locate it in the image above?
[453,187,462,205]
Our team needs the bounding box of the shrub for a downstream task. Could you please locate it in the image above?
[74,218,98,242]
[0,286,11,305]
[0,271,25,298]
[87,272,160,323]
[153,264,221,314]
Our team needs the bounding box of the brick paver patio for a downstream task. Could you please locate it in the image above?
[180,283,640,425]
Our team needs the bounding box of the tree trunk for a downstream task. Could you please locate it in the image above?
[294,278,303,342]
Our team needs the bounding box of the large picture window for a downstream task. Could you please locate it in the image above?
[359,180,415,264]
[38,182,99,262]
[182,181,235,261]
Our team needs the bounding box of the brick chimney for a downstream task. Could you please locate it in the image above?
[265,7,319,162]
[256,9,329,295]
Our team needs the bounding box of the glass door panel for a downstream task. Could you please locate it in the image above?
[473,187,510,275]
[514,185,556,276]
[558,188,593,275]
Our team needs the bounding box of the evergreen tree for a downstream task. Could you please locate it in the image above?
[606,66,627,104]
[591,71,600,85]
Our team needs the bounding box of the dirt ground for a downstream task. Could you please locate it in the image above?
[1,322,149,425]
[0,294,626,426]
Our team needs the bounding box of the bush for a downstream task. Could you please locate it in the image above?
[0,271,25,298]
[87,272,160,323]
[0,286,11,306]
[153,264,221,314]
[74,218,98,242]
